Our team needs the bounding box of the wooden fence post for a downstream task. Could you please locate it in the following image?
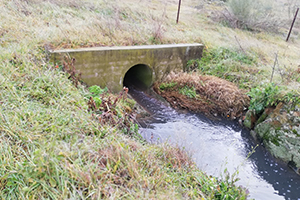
[286,8,299,42]
[176,0,182,24]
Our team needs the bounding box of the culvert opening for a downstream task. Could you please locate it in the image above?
[123,64,152,91]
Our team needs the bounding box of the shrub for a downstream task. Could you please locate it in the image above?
[218,0,281,32]
[87,85,108,107]
[247,83,281,115]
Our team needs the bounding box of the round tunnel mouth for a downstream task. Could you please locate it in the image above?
[123,64,152,91]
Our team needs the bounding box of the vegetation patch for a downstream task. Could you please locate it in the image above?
[187,47,258,89]
[8,0,300,197]
[0,51,250,198]
[154,72,250,119]
[87,85,141,139]
[179,86,198,99]
[159,82,177,91]
[247,83,300,118]
[212,0,282,33]
[247,83,281,115]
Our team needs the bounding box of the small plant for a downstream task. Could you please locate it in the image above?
[159,82,177,90]
[179,86,197,99]
[89,85,108,95]
[247,83,281,115]
[283,91,300,105]
[87,85,108,108]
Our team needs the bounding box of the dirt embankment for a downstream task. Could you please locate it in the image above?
[153,72,250,119]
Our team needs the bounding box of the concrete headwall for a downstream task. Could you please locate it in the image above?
[51,44,204,92]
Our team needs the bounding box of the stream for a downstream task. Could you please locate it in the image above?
[129,88,300,200]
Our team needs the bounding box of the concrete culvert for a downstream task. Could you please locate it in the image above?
[123,64,152,91]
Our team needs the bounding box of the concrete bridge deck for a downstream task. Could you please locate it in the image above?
[51,43,204,92]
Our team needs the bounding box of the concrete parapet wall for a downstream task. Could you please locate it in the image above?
[51,44,204,92]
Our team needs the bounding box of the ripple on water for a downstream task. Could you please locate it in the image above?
[131,89,300,200]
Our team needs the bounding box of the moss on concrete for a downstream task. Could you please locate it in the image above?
[51,44,204,92]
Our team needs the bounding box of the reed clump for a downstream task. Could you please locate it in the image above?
[154,72,250,119]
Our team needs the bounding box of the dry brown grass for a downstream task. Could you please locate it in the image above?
[0,0,257,198]
[2,0,299,85]
[154,72,250,119]
[0,0,270,198]
[192,1,300,91]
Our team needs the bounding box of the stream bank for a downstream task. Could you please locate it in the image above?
[152,72,300,176]
[244,102,300,175]
[129,85,300,200]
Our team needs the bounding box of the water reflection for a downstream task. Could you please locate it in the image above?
[130,88,300,200]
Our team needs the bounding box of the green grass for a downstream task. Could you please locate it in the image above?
[159,82,177,90]
[5,0,300,198]
[0,1,251,198]
[179,86,198,99]
[187,47,258,89]
[0,57,249,198]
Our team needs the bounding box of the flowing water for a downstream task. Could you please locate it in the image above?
[129,88,300,200]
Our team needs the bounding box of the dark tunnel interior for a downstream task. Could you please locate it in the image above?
[123,64,152,91]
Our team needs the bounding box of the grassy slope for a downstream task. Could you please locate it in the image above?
[1,0,299,199]
[0,0,250,199]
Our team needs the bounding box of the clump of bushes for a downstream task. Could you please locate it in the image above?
[247,83,281,115]
[247,83,300,115]
[214,0,282,32]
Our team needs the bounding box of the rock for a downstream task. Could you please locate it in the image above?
[254,120,271,140]
[269,102,284,118]
[288,160,300,175]
[252,101,300,175]
[293,112,300,117]
[292,112,300,124]
[267,140,290,162]
[256,107,274,125]
[250,130,258,141]
[243,110,256,129]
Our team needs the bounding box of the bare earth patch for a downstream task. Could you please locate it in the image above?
[153,72,250,119]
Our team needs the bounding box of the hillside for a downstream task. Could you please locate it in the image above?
[1,0,299,199]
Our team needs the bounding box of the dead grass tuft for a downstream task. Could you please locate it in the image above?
[160,145,194,169]
[154,72,250,119]
[61,56,82,88]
